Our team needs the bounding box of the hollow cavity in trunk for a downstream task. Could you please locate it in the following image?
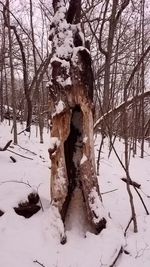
[62,105,84,221]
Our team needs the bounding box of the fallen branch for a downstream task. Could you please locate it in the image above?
[121,178,141,189]
[16,144,37,155]
[105,138,149,215]
[7,149,33,160]
[109,247,123,267]
[121,178,149,215]
[10,156,16,163]
[0,140,33,160]
[101,188,118,195]
[0,140,12,151]
[33,260,47,267]
[109,217,132,267]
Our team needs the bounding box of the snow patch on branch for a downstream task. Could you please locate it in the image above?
[56,76,72,87]
[80,154,87,165]
[55,100,65,114]
[88,187,106,223]
[49,137,60,150]
[51,57,70,69]
[49,2,87,89]
[52,100,66,117]
[83,136,88,143]
[50,1,74,61]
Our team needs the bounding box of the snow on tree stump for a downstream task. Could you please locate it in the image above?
[48,0,107,234]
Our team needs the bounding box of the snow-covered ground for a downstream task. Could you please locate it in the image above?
[0,120,150,267]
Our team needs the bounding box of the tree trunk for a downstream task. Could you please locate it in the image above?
[48,0,106,234]
[5,0,17,144]
[0,18,5,122]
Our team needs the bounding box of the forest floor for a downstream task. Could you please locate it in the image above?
[0,120,150,267]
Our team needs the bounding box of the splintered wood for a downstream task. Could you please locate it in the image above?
[48,0,106,235]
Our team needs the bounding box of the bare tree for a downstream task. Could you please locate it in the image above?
[0,15,5,122]
[4,0,17,144]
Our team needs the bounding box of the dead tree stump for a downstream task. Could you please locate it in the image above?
[48,0,106,234]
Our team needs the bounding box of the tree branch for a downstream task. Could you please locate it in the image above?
[98,0,109,57]
[0,0,42,60]
[94,90,150,130]
[115,0,130,23]
[33,260,47,267]
[7,149,33,160]
[0,140,12,151]
[121,178,141,189]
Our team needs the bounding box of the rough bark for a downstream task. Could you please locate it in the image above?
[48,0,106,234]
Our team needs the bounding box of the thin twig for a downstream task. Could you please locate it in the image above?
[109,247,123,267]
[107,139,149,215]
[7,149,33,160]
[37,184,44,212]
[109,217,132,267]
[0,140,12,151]
[124,217,133,236]
[101,189,118,195]
[33,260,47,267]
[0,180,32,187]
[134,187,149,215]
[10,156,16,163]
[17,124,33,135]
[16,144,37,155]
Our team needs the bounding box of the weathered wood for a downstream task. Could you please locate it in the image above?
[48,0,107,234]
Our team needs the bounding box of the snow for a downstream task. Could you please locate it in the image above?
[55,158,67,194]
[83,135,88,143]
[51,56,70,69]
[72,109,83,171]
[50,1,73,61]
[80,154,87,165]
[88,187,107,223]
[72,46,90,66]
[49,2,89,91]
[49,136,60,149]
[0,120,150,267]
[55,100,65,114]
[56,76,72,87]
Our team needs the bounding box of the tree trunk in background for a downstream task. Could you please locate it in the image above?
[0,18,5,122]
[30,0,43,141]
[99,0,130,135]
[48,0,106,234]
[140,0,145,158]
[5,0,17,144]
